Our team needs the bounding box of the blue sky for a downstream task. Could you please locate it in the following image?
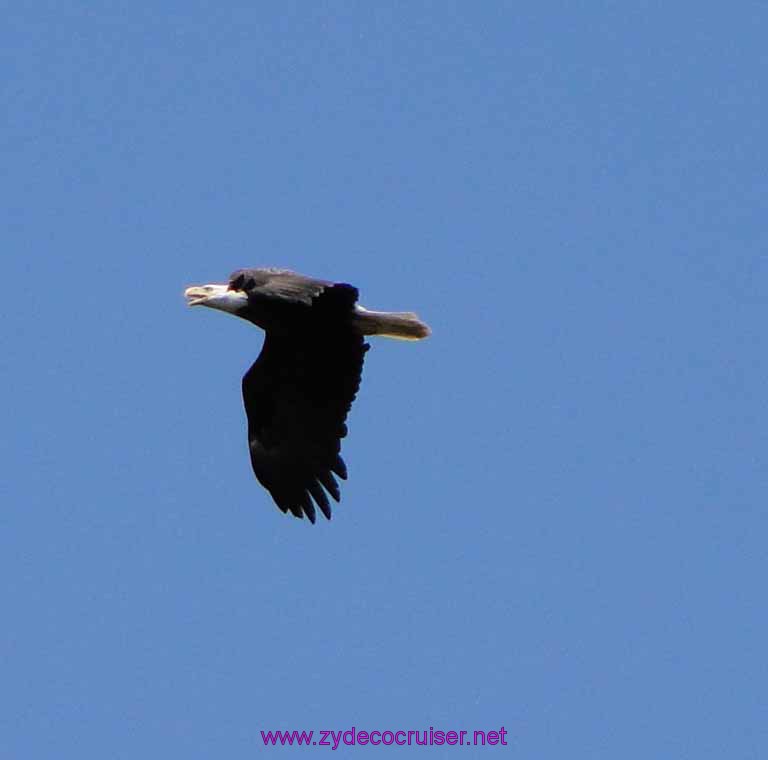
[3,2,766,757]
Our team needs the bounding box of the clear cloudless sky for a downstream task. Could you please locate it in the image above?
[2,2,766,758]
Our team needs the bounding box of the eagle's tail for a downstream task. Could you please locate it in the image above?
[353,305,431,341]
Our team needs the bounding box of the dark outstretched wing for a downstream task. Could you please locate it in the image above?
[229,268,331,305]
[241,284,369,522]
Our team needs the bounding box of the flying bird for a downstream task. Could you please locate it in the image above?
[184,268,430,523]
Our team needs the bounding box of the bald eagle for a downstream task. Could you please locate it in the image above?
[184,268,430,523]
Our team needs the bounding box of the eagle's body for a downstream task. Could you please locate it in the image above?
[184,268,430,523]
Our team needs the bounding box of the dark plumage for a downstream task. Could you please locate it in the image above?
[184,268,430,523]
